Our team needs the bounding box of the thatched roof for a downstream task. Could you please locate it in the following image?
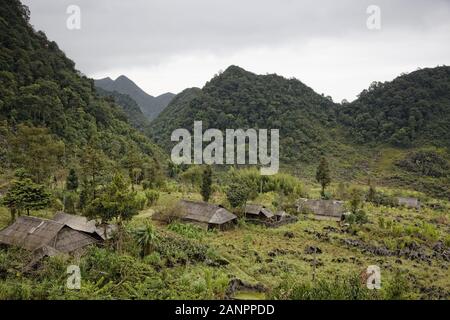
[245,204,274,218]
[54,227,98,253]
[297,199,345,219]
[0,215,98,253]
[177,200,237,225]
[0,216,65,251]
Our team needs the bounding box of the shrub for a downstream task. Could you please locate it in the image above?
[367,191,397,207]
[346,210,368,225]
[135,192,147,210]
[396,150,450,178]
[168,222,205,240]
[145,189,160,206]
[226,182,251,209]
[144,252,162,268]
[382,271,413,300]
[270,274,379,300]
[444,235,450,247]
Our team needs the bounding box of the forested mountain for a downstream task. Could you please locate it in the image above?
[339,66,450,147]
[95,75,175,120]
[0,0,165,183]
[149,64,450,197]
[150,66,343,164]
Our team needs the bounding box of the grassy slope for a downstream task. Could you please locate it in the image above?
[0,185,448,299]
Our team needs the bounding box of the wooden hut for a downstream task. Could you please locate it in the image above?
[0,216,98,253]
[244,204,274,221]
[174,200,237,230]
[296,199,345,221]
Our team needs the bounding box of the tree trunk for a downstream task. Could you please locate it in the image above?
[10,208,16,223]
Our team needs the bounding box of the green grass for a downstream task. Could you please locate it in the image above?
[0,181,449,300]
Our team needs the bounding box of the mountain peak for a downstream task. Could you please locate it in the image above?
[94,75,175,120]
[222,65,252,76]
[115,75,132,82]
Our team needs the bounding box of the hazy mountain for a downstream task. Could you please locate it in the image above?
[95,75,175,120]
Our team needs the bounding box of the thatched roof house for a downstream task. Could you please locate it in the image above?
[397,197,421,210]
[244,204,274,220]
[296,199,345,221]
[0,212,117,265]
[0,216,98,253]
[173,200,237,230]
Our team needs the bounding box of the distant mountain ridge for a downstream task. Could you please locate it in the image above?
[95,75,175,120]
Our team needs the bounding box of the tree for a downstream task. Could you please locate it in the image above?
[80,145,109,199]
[66,168,79,191]
[2,178,51,220]
[7,124,64,183]
[346,188,368,225]
[201,166,213,202]
[86,173,139,251]
[349,188,363,214]
[133,223,158,257]
[316,157,331,198]
[226,182,250,209]
[367,179,376,203]
[122,147,144,191]
[142,160,165,189]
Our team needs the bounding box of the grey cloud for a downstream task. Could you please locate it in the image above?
[21,0,450,72]
[20,0,450,99]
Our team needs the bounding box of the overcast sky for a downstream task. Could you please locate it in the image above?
[22,0,450,101]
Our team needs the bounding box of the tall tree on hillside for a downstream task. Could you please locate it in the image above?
[122,147,144,191]
[8,124,64,183]
[316,157,331,198]
[201,166,213,202]
[80,145,109,199]
[2,177,51,220]
[66,168,79,191]
[86,173,139,251]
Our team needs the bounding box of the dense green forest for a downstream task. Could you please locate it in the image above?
[95,87,151,131]
[150,66,342,164]
[338,66,450,147]
[0,0,166,190]
[149,65,450,198]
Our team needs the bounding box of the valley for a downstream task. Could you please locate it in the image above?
[0,0,448,301]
